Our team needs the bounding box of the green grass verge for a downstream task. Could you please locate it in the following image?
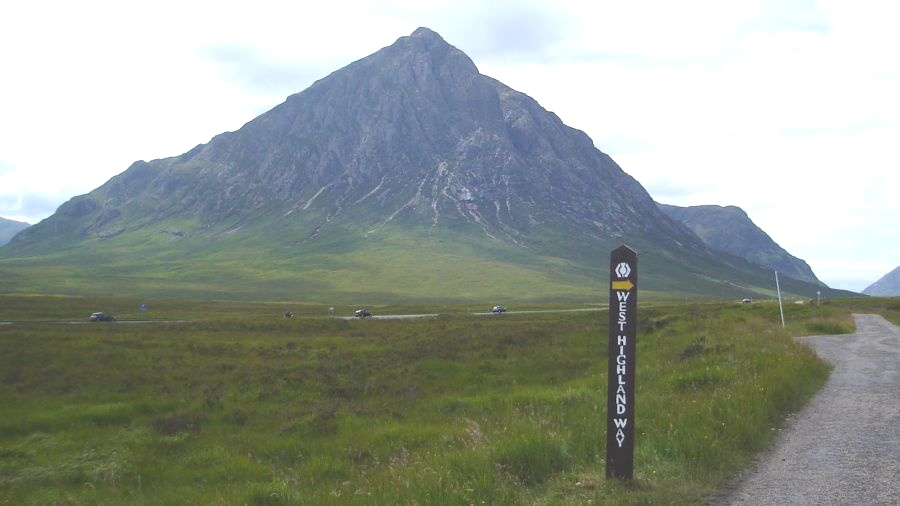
[0,297,850,504]
[829,296,900,326]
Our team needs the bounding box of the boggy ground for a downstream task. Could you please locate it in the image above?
[0,296,858,504]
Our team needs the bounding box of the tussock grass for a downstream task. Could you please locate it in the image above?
[830,296,900,326]
[0,296,847,504]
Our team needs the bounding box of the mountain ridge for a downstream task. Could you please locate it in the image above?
[658,203,824,286]
[0,217,29,246]
[862,267,900,296]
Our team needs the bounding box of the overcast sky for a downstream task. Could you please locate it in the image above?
[1,0,897,292]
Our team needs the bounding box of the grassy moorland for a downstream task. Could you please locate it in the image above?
[0,296,857,504]
[1,217,848,304]
[830,296,900,325]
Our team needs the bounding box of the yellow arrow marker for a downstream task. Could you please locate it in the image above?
[611,279,634,291]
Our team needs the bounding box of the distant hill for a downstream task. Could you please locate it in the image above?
[862,267,900,296]
[659,204,824,286]
[0,28,851,302]
[0,217,29,246]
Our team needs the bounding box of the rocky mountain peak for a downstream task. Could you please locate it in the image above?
[404,26,459,55]
[7,28,699,252]
[3,28,843,301]
[138,27,676,244]
[410,26,442,39]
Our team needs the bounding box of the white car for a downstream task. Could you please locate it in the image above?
[491,305,507,313]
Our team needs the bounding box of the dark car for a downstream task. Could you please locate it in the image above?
[491,305,507,313]
[89,312,116,322]
[354,309,372,318]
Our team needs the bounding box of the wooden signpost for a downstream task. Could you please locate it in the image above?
[606,245,637,480]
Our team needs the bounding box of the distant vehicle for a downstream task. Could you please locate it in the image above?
[89,312,116,322]
[354,309,372,318]
[741,299,752,304]
[491,305,507,313]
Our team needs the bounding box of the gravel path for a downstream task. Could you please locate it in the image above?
[714,314,900,505]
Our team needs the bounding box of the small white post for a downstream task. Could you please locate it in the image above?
[775,270,785,328]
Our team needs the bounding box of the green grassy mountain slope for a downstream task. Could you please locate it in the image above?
[0,214,848,303]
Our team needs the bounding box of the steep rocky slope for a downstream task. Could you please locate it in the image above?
[863,267,900,296]
[659,204,824,285]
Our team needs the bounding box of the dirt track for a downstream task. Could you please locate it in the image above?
[713,314,900,505]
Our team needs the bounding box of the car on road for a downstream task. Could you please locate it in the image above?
[491,305,507,313]
[89,312,116,322]
[354,309,372,318]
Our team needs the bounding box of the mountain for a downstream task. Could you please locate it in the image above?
[658,204,824,286]
[0,28,850,302]
[0,217,29,246]
[862,267,900,296]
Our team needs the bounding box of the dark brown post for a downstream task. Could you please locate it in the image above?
[606,244,637,479]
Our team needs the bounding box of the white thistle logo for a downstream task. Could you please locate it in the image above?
[615,262,631,279]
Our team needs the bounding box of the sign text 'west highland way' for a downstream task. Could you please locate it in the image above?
[606,245,637,480]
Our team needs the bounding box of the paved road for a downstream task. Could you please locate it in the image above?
[339,308,606,320]
[470,308,605,316]
[715,314,900,505]
[337,314,439,320]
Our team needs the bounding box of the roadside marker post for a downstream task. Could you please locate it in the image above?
[606,245,637,480]
[775,270,785,328]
